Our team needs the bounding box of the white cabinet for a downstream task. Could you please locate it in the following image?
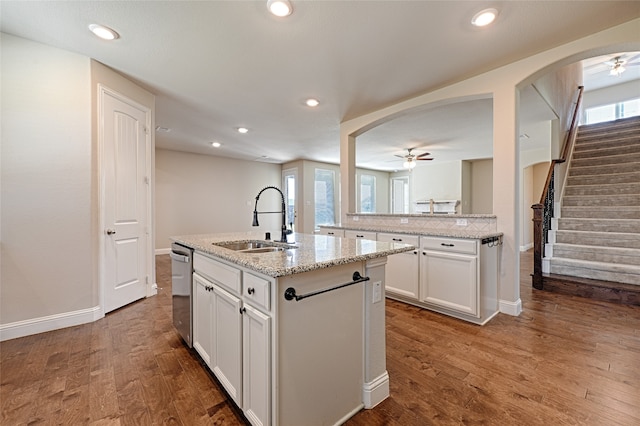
[193,272,214,366]
[377,233,420,299]
[420,249,478,316]
[242,304,271,426]
[344,229,377,240]
[318,227,344,237]
[211,284,243,405]
[420,236,479,318]
[193,254,272,426]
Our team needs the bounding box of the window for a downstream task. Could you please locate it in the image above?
[314,169,336,228]
[282,168,297,232]
[360,174,376,213]
[583,98,640,125]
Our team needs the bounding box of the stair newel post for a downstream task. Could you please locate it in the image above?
[532,203,544,290]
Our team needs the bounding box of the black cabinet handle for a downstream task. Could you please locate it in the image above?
[239,307,246,314]
[247,287,255,295]
[356,235,364,238]
[441,243,455,247]
[392,238,403,242]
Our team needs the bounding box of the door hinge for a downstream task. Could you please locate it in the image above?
[144,176,150,185]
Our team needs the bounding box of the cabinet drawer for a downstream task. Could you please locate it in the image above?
[194,253,241,294]
[421,236,477,255]
[377,232,419,246]
[243,272,271,311]
[344,230,377,240]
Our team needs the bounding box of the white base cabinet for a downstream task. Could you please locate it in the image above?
[421,250,477,316]
[377,233,420,299]
[193,254,271,426]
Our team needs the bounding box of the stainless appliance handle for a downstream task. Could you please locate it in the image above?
[170,251,190,263]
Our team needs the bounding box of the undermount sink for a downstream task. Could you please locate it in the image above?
[213,240,296,253]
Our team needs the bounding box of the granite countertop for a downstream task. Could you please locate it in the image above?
[171,232,415,278]
[322,225,503,240]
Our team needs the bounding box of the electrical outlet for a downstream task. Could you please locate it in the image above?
[372,281,382,303]
[353,216,359,221]
[400,218,409,224]
[456,218,468,226]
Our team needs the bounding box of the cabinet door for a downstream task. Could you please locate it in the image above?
[377,233,420,299]
[421,251,478,316]
[243,304,271,426]
[193,273,213,367]
[212,285,243,405]
[385,250,420,299]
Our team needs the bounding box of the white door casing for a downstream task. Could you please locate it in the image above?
[99,86,151,314]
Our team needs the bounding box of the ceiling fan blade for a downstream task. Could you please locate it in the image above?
[417,157,433,161]
[416,152,431,158]
[394,154,406,158]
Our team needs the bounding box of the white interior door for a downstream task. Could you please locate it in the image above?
[391,176,409,213]
[101,88,150,313]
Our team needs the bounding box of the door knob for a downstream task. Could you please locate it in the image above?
[106,229,116,235]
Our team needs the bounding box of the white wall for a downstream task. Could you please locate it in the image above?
[583,79,640,109]
[470,159,493,214]
[155,149,282,250]
[411,160,462,212]
[1,34,92,325]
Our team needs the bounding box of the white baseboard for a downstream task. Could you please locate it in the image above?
[155,248,171,255]
[499,298,522,316]
[362,371,390,408]
[520,242,533,252]
[0,305,103,342]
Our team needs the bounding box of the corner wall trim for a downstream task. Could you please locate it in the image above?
[499,298,522,316]
[0,305,103,342]
[362,371,390,408]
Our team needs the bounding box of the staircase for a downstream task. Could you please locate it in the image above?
[546,115,640,290]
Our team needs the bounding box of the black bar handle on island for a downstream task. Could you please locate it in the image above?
[283,271,370,302]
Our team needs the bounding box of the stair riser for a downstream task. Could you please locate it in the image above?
[564,184,639,197]
[555,232,640,249]
[549,265,640,285]
[569,162,639,177]
[557,219,640,233]
[567,173,640,186]
[571,153,640,168]
[561,208,640,219]
[578,117,640,135]
[562,195,640,207]
[577,133,640,146]
[552,249,639,266]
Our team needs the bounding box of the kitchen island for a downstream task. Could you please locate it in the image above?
[171,232,414,426]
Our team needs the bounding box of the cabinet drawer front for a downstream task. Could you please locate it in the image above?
[377,232,419,246]
[421,237,476,255]
[345,230,377,240]
[194,253,241,294]
[244,272,271,311]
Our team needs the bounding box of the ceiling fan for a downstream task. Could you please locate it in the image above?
[605,54,640,76]
[395,148,433,169]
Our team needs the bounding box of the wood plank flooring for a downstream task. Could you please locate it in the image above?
[2,252,639,425]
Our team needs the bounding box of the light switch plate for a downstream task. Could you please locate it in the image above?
[456,219,468,226]
[400,218,409,224]
[353,216,359,221]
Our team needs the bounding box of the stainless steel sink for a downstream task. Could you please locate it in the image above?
[212,240,296,253]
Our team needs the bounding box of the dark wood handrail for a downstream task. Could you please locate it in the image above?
[532,85,584,290]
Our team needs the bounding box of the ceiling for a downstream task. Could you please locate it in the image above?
[2,1,639,171]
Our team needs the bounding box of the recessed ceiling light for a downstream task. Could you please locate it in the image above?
[88,24,119,40]
[471,8,498,27]
[267,0,292,17]
[237,127,249,134]
[305,98,320,107]
[211,142,221,148]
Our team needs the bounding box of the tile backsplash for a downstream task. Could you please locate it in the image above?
[345,213,497,233]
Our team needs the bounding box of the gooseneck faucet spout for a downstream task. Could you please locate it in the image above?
[252,186,288,243]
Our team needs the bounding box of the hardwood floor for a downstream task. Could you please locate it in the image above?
[2,252,639,425]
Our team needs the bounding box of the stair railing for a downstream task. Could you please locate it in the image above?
[531,85,584,290]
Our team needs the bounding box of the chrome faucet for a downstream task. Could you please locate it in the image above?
[252,186,289,242]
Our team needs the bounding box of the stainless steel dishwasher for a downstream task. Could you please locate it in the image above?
[171,242,193,347]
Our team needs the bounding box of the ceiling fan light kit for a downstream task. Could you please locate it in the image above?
[267,0,292,17]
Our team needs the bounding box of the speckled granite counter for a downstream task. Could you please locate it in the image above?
[321,224,503,240]
[171,231,414,277]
